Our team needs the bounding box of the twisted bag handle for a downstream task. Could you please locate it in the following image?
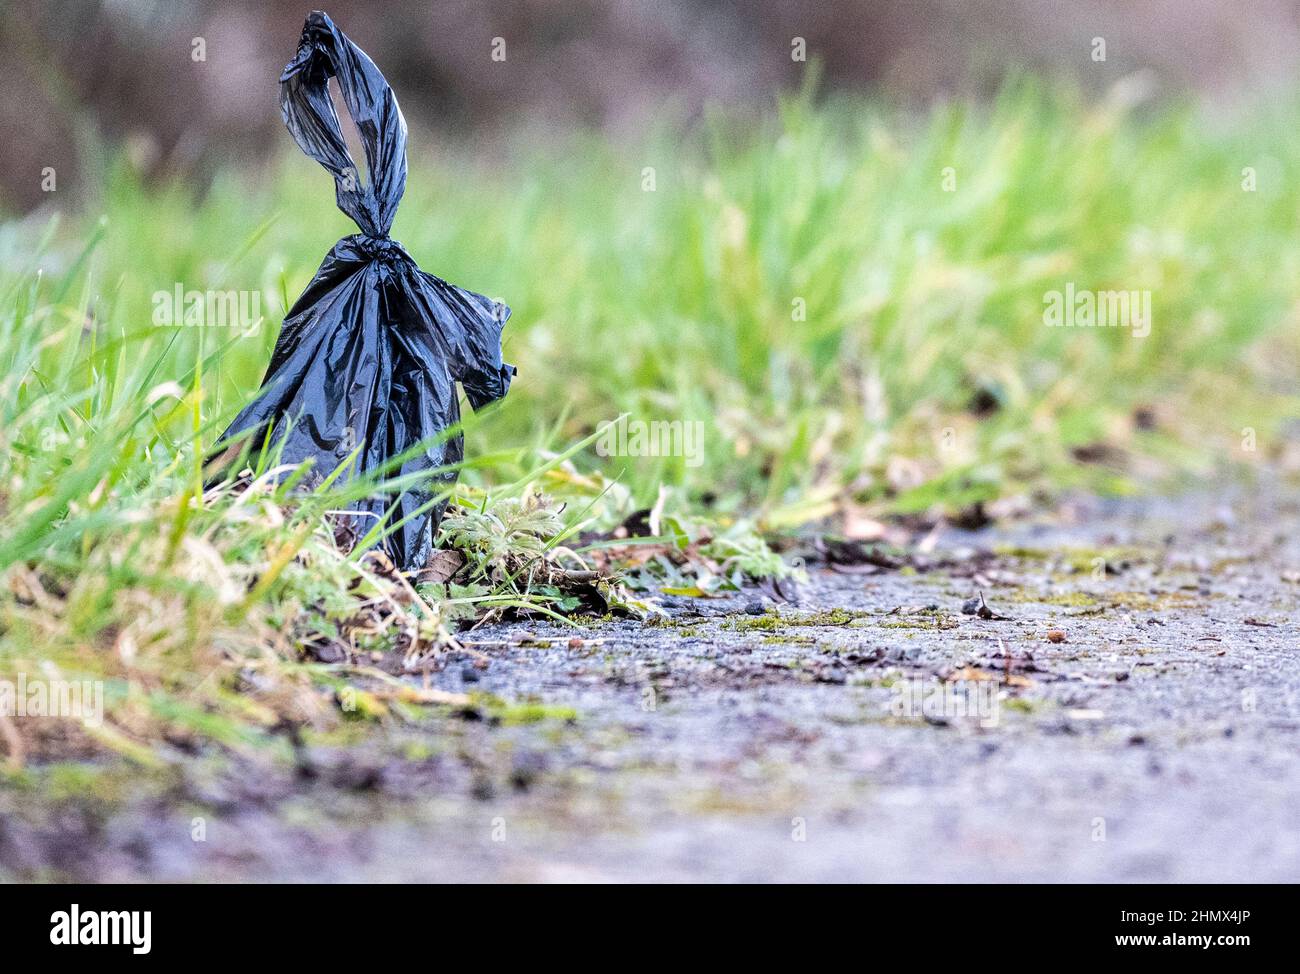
[279,10,408,238]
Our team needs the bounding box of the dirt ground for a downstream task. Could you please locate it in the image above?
[3,486,1298,882]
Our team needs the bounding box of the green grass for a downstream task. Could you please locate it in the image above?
[1,81,1297,765]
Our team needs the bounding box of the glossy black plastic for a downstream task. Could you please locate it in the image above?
[218,11,513,570]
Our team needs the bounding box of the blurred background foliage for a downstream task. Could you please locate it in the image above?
[1,0,1298,524]
[6,0,1300,213]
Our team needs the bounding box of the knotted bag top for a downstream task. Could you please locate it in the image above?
[280,10,407,239]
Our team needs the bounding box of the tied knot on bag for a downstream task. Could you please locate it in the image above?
[355,233,407,264]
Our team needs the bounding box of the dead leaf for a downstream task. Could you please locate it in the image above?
[417,548,466,585]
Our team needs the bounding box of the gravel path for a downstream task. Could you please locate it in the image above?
[4,487,1298,881]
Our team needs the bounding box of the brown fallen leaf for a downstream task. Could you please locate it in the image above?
[417,548,466,585]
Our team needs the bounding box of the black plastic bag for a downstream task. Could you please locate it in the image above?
[217,10,513,571]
